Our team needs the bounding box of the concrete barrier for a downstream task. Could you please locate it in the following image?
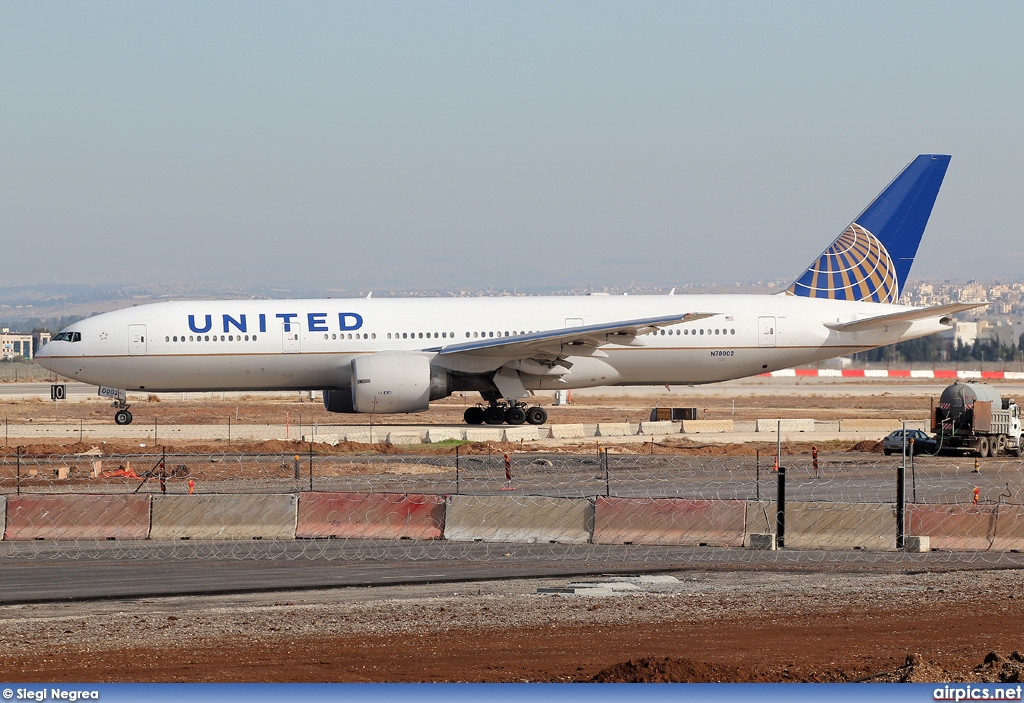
[745,501,895,549]
[150,494,297,540]
[425,429,463,443]
[444,495,593,543]
[341,431,384,444]
[638,421,678,435]
[755,419,815,432]
[680,420,735,433]
[296,492,444,540]
[785,502,895,550]
[597,423,633,437]
[593,497,745,546]
[908,504,1024,551]
[838,419,921,432]
[464,428,504,443]
[4,495,151,541]
[549,424,587,439]
[386,432,423,446]
[302,434,340,446]
[502,426,539,442]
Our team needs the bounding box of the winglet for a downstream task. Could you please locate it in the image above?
[788,155,951,303]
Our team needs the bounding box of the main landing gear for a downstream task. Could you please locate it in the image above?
[463,400,547,426]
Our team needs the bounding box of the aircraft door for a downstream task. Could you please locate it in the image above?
[282,322,301,353]
[757,317,776,347]
[128,325,147,355]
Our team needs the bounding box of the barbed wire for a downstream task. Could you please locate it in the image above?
[0,450,1020,562]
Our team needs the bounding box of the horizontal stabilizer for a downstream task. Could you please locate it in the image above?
[824,302,987,333]
[427,312,719,358]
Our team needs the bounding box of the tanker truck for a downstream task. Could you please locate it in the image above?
[932,381,1023,458]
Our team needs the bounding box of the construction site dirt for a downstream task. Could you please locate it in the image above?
[0,569,1022,683]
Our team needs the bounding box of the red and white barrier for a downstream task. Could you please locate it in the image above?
[761,369,1024,380]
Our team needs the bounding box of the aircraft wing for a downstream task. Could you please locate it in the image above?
[425,312,719,358]
[824,302,987,333]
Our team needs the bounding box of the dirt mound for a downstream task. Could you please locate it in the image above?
[861,653,961,682]
[851,440,883,453]
[590,656,745,683]
[973,651,1024,683]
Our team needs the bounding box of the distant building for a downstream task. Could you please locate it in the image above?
[0,329,50,361]
[0,329,34,360]
[939,320,978,347]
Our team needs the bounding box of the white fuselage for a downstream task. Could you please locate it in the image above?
[36,294,947,393]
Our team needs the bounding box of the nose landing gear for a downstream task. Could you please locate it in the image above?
[112,399,133,425]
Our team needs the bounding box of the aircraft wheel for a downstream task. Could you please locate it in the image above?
[114,410,133,426]
[464,407,485,425]
[483,406,506,425]
[505,406,527,425]
[525,406,547,425]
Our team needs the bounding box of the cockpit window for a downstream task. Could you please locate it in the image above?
[53,332,81,342]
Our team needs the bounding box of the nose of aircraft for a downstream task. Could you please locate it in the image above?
[34,341,53,370]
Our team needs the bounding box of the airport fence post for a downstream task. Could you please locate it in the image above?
[79,419,83,444]
[308,441,314,492]
[227,417,231,446]
[897,422,907,550]
[755,449,760,502]
[16,446,23,496]
[897,460,907,551]
[604,448,610,498]
[910,441,917,503]
[455,444,460,495]
[776,465,785,548]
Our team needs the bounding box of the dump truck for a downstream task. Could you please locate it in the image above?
[932,381,1023,457]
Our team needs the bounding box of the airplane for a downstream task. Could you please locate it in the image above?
[36,154,984,426]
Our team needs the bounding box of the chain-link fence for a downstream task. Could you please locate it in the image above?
[0,449,1021,562]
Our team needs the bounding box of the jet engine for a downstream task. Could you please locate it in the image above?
[320,352,450,414]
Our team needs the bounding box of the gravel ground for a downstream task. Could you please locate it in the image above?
[0,568,1023,682]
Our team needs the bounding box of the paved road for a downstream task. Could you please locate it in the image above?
[0,541,1021,603]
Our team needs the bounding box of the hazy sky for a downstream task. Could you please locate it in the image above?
[2,2,1022,293]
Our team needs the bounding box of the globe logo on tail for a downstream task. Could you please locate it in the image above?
[787,223,900,303]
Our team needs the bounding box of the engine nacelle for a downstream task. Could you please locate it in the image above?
[323,388,356,413]
[351,352,449,414]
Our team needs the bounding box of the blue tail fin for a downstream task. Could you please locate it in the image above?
[787,154,950,303]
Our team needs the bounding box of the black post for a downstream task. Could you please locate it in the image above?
[228,417,232,446]
[911,445,917,503]
[896,459,906,550]
[776,465,786,548]
[159,449,166,495]
[154,418,158,444]
[308,443,314,492]
[604,448,610,498]
[16,446,22,496]
[455,444,460,495]
[756,449,760,502]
